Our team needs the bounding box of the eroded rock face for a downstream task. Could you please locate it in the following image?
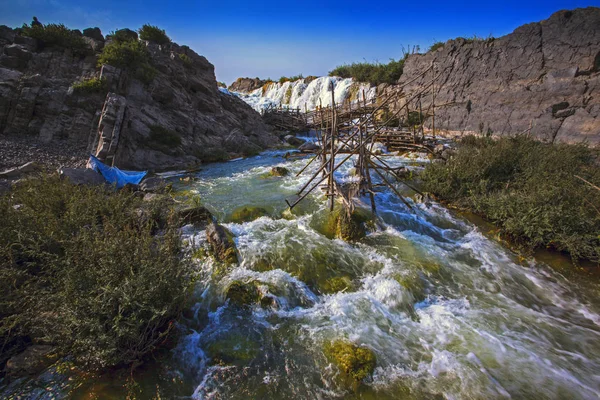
[0,26,279,170]
[384,7,600,145]
[228,77,267,93]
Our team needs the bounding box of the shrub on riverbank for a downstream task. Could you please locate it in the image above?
[421,136,600,263]
[0,175,193,371]
[329,59,404,85]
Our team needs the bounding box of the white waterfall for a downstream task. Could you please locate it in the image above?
[232,76,377,113]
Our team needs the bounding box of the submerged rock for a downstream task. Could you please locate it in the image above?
[205,333,261,366]
[230,206,269,223]
[270,166,289,177]
[324,340,376,382]
[320,205,375,242]
[206,221,237,263]
[225,281,261,307]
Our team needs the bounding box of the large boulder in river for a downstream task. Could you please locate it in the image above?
[299,141,319,152]
[206,221,238,263]
[284,135,305,146]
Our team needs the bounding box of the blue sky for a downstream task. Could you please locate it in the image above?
[2,0,599,83]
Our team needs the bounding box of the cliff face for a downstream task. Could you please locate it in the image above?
[386,8,600,144]
[0,26,278,170]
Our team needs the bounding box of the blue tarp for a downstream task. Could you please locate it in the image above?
[89,155,147,188]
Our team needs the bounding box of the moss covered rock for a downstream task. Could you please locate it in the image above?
[270,166,290,177]
[318,204,375,242]
[225,281,261,307]
[324,340,376,381]
[206,221,238,264]
[230,206,269,223]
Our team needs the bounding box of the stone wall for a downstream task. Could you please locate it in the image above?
[0,26,278,170]
[382,7,600,144]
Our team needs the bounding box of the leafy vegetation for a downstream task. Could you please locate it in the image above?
[138,24,170,45]
[98,39,157,84]
[421,136,600,263]
[21,23,90,56]
[72,77,107,94]
[108,28,138,43]
[428,41,445,52]
[149,124,182,147]
[0,175,193,370]
[278,74,304,84]
[329,59,405,86]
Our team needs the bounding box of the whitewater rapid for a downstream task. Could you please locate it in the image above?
[171,151,600,399]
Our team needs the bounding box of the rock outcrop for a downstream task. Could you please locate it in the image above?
[228,77,267,93]
[0,25,278,170]
[385,7,600,144]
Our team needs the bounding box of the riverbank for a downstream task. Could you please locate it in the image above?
[420,135,600,266]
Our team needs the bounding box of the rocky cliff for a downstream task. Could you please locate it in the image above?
[228,77,267,93]
[0,26,278,170]
[386,7,600,144]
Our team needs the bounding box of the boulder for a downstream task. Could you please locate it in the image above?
[58,167,106,185]
[177,205,212,227]
[298,141,319,152]
[139,176,171,193]
[270,166,289,177]
[4,44,32,61]
[323,340,376,382]
[5,345,57,376]
[206,221,238,263]
[0,161,42,179]
[284,135,305,146]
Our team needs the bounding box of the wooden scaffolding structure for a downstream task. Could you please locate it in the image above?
[284,63,440,215]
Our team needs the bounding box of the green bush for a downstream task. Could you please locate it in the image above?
[278,74,304,84]
[0,175,193,370]
[138,24,170,45]
[428,41,444,52]
[329,59,405,85]
[21,23,90,56]
[421,136,600,263]
[98,39,157,84]
[149,125,182,147]
[72,77,107,94]
[108,28,138,43]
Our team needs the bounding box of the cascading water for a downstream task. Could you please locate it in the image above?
[3,151,599,399]
[232,77,377,113]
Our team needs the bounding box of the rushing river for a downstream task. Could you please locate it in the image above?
[3,150,600,399]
